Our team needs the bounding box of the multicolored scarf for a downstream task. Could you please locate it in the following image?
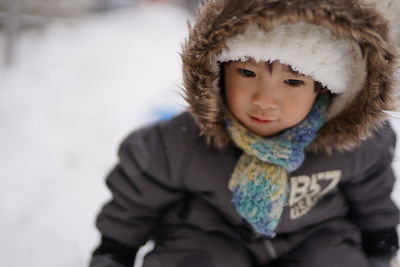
[224,95,328,237]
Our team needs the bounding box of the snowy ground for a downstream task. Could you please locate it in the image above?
[0,3,399,267]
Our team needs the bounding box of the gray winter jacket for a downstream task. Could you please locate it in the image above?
[91,0,400,266]
[94,111,399,264]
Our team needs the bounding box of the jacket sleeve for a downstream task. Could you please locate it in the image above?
[94,123,187,250]
[341,122,399,257]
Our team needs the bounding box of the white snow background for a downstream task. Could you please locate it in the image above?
[0,3,398,267]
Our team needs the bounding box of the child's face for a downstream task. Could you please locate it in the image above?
[224,59,318,136]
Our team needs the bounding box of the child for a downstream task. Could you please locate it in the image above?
[89,0,400,266]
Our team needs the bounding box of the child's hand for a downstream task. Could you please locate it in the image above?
[390,257,400,267]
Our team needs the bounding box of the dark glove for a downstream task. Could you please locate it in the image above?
[362,228,399,267]
[362,228,399,256]
[89,255,130,267]
[89,236,138,267]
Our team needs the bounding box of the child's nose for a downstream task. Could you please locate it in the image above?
[251,87,279,110]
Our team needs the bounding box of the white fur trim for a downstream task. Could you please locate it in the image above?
[395,67,400,88]
[326,42,367,120]
[218,22,355,94]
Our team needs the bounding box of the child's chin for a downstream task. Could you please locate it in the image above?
[248,126,280,137]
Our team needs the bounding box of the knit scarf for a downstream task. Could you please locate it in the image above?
[224,95,328,237]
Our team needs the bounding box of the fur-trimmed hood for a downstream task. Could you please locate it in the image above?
[181,0,399,153]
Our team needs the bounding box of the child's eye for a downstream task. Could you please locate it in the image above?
[285,79,304,87]
[238,68,256,77]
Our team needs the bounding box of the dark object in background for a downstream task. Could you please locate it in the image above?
[93,0,138,13]
[93,0,203,14]
[4,0,21,66]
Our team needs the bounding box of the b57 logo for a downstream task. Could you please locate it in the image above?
[289,170,342,219]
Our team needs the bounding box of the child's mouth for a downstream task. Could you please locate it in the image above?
[249,115,276,124]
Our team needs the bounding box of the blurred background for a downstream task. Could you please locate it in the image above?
[0,0,398,267]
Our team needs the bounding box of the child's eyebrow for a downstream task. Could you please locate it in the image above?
[244,59,259,67]
[283,69,301,75]
[242,60,305,77]
[279,65,304,76]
